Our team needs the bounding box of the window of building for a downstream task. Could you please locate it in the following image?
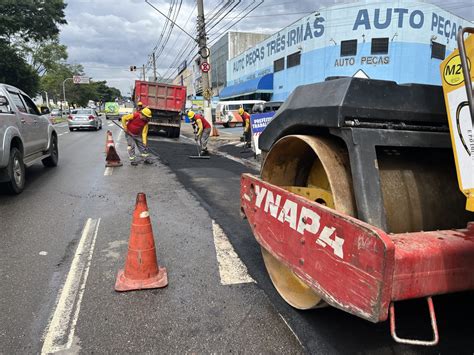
[431,42,446,60]
[371,38,389,54]
[287,51,301,68]
[340,40,357,56]
[274,58,285,72]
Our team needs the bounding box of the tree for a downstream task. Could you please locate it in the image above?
[22,37,68,77]
[0,0,67,42]
[0,40,39,95]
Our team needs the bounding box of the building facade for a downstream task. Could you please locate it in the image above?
[209,32,271,95]
[221,0,473,101]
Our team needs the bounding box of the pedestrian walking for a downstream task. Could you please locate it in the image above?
[239,107,251,148]
[188,110,211,155]
[121,107,153,165]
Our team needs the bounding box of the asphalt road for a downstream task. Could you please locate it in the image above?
[1,120,473,354]
[0,119,301,354]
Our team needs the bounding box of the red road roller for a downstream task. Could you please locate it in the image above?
[241,29,474,346]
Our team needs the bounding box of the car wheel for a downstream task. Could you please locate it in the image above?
[69,128,74,131]
[42,134,59,167]
[223,123,229,128]
[5,147,25,194]
[228,122,236,128]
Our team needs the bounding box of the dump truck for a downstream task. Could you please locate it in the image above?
[240,28,474,346]
[133,80,186,138]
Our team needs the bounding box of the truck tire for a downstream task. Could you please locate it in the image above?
[173,127,180,138]
[42,134,59,167]
[4,147,25,194]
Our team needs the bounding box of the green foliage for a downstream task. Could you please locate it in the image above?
[0,0,67,42]
[0,40,39,95]
[41,64,122,107]
[21,37,68,76]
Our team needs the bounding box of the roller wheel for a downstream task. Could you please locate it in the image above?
[260,135,356,310]
[261,247,326,309]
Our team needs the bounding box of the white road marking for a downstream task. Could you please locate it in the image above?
[180,134,258,169]
[41,218,101,354]
[39,251,48,256]
[116,129,124,149]
[108,123,113,127]
[104,167,113,176]
[212,220,255,285]
[278,313,304,348]
[58,132,69,137]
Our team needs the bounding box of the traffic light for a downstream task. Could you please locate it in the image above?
[130,65,137,71]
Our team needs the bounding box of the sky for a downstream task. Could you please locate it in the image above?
[60,0,474,96]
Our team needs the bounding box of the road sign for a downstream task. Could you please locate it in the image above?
[200,62,210,73]
[73,76,90,84]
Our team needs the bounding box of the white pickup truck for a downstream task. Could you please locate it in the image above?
[0,84,58,194]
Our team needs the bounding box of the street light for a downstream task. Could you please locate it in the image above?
[62,77,73,115]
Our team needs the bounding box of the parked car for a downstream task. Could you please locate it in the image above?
[68,108,102,131]
[50,108,62,117]
[0,83,58,194]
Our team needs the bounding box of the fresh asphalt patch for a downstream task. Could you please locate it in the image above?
[147,137,474,354]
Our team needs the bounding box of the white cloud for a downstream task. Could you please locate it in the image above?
[60,0,473,95]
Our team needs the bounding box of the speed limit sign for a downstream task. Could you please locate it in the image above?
[200,62,210,73]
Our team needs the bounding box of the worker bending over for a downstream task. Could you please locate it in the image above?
[188,110,211,155]
[121,107,153,165]
[239,107,251,148]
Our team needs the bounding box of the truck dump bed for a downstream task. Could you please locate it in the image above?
[134,80,186,113]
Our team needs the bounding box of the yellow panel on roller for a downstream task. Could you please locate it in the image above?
[440,31,474,211]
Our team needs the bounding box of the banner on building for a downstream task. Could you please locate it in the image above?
[250,112,275,155]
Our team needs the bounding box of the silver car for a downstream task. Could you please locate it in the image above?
[0,83,58,194]
[68,108,102,131]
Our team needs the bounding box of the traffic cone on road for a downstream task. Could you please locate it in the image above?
[115,193,168,292]
[105,130,122,167]
[210,122,219,137]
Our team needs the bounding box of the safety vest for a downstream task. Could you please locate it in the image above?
[195,114,211,129]
[127,112,148,135]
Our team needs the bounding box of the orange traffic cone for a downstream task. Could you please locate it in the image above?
[210,123,219,137]
[105,130,122,167]
[115,193,168,291]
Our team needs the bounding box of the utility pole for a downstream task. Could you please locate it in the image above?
[152,53,157,82]
[142,64,146,81]
[196,0,213,127]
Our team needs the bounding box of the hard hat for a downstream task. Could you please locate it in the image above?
[141,107,152,118]
[137,101,143,106]
[238,108,244,115]
[187,110,195,119]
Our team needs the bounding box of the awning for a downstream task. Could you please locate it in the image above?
[220,73,273,99]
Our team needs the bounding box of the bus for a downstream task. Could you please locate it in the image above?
[215,100,265,128]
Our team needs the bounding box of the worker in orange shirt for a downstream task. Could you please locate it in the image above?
[239,107,251,148]
[188,110,211,155]
[121,107,153,165]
